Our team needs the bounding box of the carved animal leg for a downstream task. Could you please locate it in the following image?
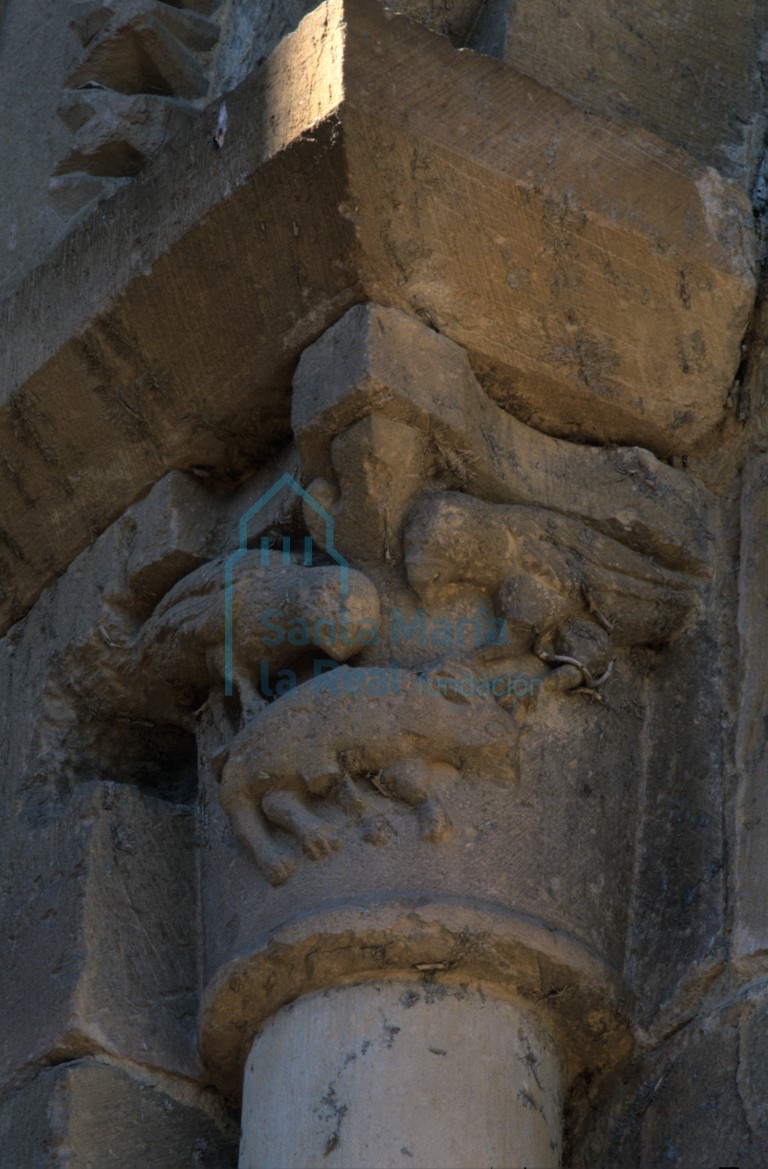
[235,670,267,725]
[261,790,342,860]
[330,772,366,815]
[330,773,390,844]
[220,790,297,887]
[300,755,345,797]
[374,759,453,843]
[206,641,265,724]
[196,688,239,741]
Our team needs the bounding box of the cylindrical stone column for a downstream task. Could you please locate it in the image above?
[239,980,562,1169]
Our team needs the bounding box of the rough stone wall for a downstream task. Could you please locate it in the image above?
[1,1,768,1166]
[471,0,768,192]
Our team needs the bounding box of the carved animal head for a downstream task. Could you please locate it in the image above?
[403,492,509,603]
[284,567,382,662]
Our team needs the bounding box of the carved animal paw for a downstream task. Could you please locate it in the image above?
[260,846,299,888]
[260,789,342,863]
[361,814,392,845]
[418,798,453,843]
[374,757,454,843]
[298,822,342,860]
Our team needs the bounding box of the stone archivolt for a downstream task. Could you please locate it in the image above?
[50,0,222,216]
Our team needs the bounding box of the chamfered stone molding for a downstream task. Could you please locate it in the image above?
[200,903,632,1099]
[0,0,755,635]
[0,782,200,1089]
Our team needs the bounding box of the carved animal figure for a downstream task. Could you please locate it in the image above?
[219,666,518,884]
[128,556,381,726]
[403,491,697,688]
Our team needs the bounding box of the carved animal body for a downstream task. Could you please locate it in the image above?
[404,491,697,649]
[128,556,380,725]
[220,666,518,884]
